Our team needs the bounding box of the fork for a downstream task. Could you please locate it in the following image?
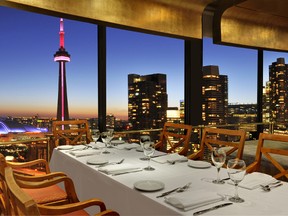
[156,182,192,198]
[98,159,125,167]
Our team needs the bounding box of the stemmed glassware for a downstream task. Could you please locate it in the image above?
[143,141,155,171]
[101,132,110,154]
[91,129,100,142]
[139,135,151,160]
[227,159,246,203]
[107,129,114,148]
[211,147,226,184]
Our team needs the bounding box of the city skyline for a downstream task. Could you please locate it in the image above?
[1,6,288,120]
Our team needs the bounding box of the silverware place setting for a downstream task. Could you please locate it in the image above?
[156,182,192,198]
[97,159,125,168]
[260,181,283,192]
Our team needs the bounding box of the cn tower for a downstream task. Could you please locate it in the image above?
[54,18,70,121]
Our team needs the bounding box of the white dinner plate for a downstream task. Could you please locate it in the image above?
[136,146,143,152]
[111,140,125,145]
[58,145,74,150]
[134,180,165,192]
[188,160,211,169]
[87,158,109,165]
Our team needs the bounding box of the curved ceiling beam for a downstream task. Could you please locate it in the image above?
[213,0,288,52]
[0,0,214,39]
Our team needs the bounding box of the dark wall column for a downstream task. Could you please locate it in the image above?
[184,38,203,126]
[257,49,264,135]
[98,25,106,132]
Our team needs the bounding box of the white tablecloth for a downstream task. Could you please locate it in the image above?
[50,144,288,216]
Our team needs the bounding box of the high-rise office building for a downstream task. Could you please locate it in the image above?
[202,66,228,125]
[128,73,167,130]
[54,18,70,121]
[268,58,288,127]
[263,81,271,123]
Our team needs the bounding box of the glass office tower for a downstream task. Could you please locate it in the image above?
[268,58,288,128]
[128,74,167,130]
[202,65,228,125]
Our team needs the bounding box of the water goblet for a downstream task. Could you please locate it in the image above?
[143,142,155,171]
[139,135,150,160]
[106,129,114,148]
[227,159,246,203]
[211,147,226,184]
[101,132,110,154]
[91,129,100,142]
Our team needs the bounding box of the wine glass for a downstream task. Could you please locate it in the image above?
[107,129,114,148]
[143,141,155,171]
[211,147,226,184]
[91,129,100,142]
[140,135,150,148]
[227,159,246,203]
[139,135,150,160]
[101,132,110,154]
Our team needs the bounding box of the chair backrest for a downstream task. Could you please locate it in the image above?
[52,120,92,146]
[188,127,246,162]
[5,166,41,216]
[0,154,11,215]
[246,133,288,180]
[155,122,192,155]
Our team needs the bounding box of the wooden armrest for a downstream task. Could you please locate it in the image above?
[95,210,120,216]
[15,176,71,189]
[38,198,106,215]
[16,175,80,203]
[154,141,164,152]
[187,151,201,160]
[7,159,50,173]
[14,171,66,182]
[246,161,259,173]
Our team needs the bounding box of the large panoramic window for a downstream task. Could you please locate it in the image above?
[0,7,98,119]
[203,38,258,105]
[106,28,184,130]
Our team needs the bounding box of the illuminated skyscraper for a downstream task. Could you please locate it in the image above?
[128,74,167,130]
[268,58,288,127]
[54,18,70,121]
[202,65,228,125]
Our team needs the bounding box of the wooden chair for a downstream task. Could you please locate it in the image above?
[52,120,92,147]
[5,166,120,216]
[246,133,288,180]
[188,127,246,164]
[154,122,193,156]
[0,154,68,215]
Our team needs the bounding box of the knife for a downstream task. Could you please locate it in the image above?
[156,187,180,198]
[193,203,233,215]
[111,169,143,176]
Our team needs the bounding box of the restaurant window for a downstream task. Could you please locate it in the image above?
[106,27,184,132]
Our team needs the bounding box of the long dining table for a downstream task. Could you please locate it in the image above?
[49,142,288,216]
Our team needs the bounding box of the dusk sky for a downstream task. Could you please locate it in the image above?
[1,6,288,120]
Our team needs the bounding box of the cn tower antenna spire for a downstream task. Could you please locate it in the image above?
[59,18,65,48]
[54,18,70,121]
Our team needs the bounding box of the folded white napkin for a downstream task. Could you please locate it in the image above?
[98,163,142,175]
[230,172,276,190]
[152,153,188,164]
[114,143,140,150]
[89,142,106,149]
[69,149,101,157]
[164,190,223,211]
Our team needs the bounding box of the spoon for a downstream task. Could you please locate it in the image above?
[260,182,283,192]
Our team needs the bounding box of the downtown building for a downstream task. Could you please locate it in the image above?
[202,66,228,126]
[178,65,228,126]
[266,58,288,129]
[128,74,167,131]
